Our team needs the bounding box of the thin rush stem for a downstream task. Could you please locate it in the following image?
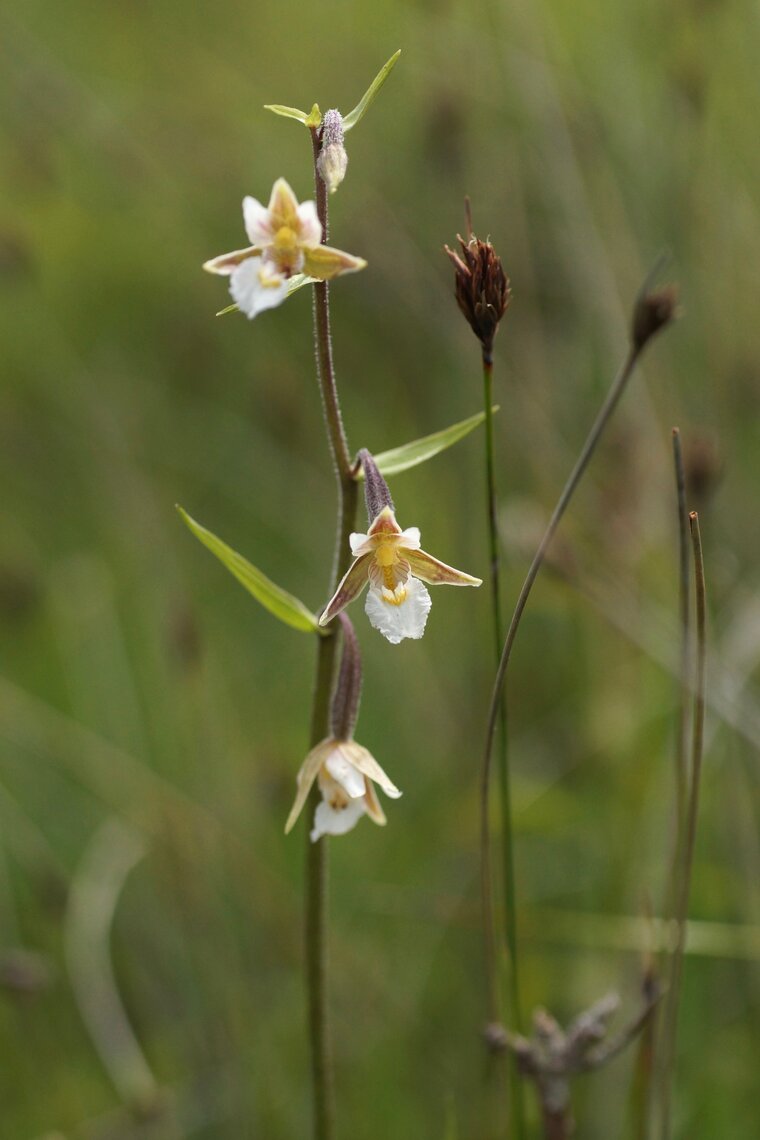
[479,343,640,1044]
[303,125,359,1140]
[658,513,707,1140]
[482,357,525,1137]
[650,428,691,1133]
[672,428,690,853]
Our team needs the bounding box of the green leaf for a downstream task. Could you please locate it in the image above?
[178,508,320,633]
[263,102,322,128]
[360,407,498,479]
[215,302,239,317]
[343,50,401,132]
[215,274,317,317]
[287,272,318,295]
[304,103,322,128]
[263,103,310,123]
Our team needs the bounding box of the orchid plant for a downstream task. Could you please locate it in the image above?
[180,49,490,1140]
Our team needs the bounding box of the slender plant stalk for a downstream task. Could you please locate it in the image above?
[303,124,360,1140]
[671,428,690,836]
[645,428,691,1137]
[480,342,641,1041]
[481,356,525,1139]
[657,512,707,1140]
[636,429,692,1140]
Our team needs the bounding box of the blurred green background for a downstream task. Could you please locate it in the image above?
[1,0,759,1136]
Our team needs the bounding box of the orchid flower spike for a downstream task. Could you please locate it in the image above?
[203,177,366,319]
[320,451,482,644]
[285,615,401,840]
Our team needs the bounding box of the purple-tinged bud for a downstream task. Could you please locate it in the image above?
[358,448,394,522]
[445,205,511,363]
[631,284,679,351]
[330,613,362,741]
[317,109,348,194]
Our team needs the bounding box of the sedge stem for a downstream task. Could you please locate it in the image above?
[657,512,707,1139]
[482,356,526,1138]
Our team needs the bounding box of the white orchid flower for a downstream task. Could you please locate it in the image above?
[320,505,482,644]
[285,738,401,842]
[203,177,366,318]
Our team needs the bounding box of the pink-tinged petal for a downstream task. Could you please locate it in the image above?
[363,780,387,825]
[400,526,421,550]
[302,244,367,281]
[203,246,261,276]
[310,797,365,841]
[296,199,322,247]
[368,506,402,536]
[267,177,300,229]
[344,743,402,799]
[230,259,289,319]
[365,578,432,644]
[285,740,332,834]
[349,531,373,557]
[319,554,371,625]
[243,196,273,245]
[406,548,482,587]
[325,746,366,799]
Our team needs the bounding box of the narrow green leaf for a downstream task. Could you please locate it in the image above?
[343,50,401,132]
[360,406,498,479]
[216,302,239,317]
[178,508,319,633]
[263,103,310,123]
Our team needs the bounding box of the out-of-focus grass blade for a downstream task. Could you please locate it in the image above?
[361,406,497,479]
[343,50,401,132]
[178,508,319,633]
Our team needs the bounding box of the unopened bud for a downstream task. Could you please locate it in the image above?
[317,109,348,194]
[330,613,362,740]
[445,209,511,363]
[358,448,394,522]
[632,284,679,351]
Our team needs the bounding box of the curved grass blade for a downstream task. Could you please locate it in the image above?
[178,508,319,633]
[360,406,498,480]
[343,50,401,132]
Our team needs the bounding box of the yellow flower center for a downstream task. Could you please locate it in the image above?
[373,537,407,605]
[271,225,302,275]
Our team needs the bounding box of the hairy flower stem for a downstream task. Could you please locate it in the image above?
[657,513,707,1140]
[303,124,360,1140]
[480,343,641,1044]
[482,357,525,1138]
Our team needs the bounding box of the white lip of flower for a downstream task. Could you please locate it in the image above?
[203,177,366,319]
[319,505,482,644]
[285,738,401,842]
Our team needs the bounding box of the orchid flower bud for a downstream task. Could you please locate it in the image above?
[317,110,349,194]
